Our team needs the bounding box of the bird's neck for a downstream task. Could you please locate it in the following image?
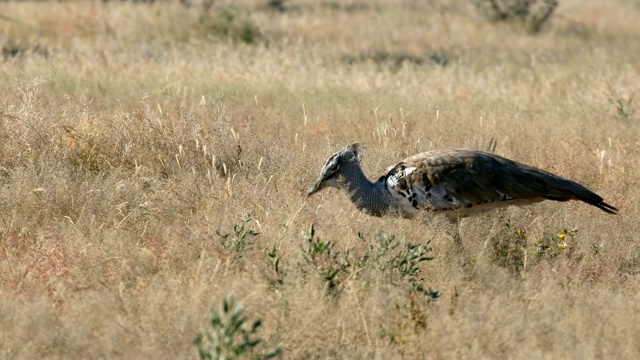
[340,163,390,217]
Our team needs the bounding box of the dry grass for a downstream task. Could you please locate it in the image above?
[1,0,639,358]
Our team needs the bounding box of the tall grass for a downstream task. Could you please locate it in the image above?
[1,0,639,358]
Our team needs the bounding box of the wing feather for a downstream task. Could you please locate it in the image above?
[382,149,617,216]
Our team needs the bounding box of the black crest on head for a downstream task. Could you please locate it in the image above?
[343,143,364,162]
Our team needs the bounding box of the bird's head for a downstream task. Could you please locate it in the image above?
[307,143,363,197]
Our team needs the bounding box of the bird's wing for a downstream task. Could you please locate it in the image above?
[382,149,617,215]
[382,151,499,213]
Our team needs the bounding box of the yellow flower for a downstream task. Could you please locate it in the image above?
[558,233,566,240]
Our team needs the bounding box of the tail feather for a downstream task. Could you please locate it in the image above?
[542,176,618,215]
[594,201,618,214]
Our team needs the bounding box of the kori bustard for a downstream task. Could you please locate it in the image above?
[307,144,618,219]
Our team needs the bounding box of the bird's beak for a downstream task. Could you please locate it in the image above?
[306,179,324,197]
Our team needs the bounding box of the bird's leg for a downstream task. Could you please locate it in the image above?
[448,211,471,269]
[445,211,463,247]
[453,214,463,247]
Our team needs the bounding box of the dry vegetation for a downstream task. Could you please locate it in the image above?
[1,0,639,358]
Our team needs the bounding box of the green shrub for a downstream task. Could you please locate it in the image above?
[215,214,260,253]
[301,225,439,301]
[195,4,261,44]
[491,220,528,275]
[194,296,281,360]
[535,227,578,259]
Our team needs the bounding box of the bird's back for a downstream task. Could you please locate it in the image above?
[379,149,617,217]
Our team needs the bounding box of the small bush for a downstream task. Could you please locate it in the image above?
[194,296,281,360]
[534,228,578,259]
[215,213,260,253]
[264,245,284,287]
[301,225,439,301]
[475,0,558,33]
[491,222,585,275]
[195,4,262,44]
[491,220,528,275]
[609,94,635,121]
[300,224,347,292]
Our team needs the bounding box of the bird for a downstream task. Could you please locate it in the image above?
[306,143,618,220]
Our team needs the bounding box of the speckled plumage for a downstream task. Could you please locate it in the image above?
[307,144,618,219]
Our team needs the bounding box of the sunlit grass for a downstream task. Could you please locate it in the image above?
[0,0,639,358]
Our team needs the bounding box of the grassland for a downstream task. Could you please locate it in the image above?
[0,0,639,358]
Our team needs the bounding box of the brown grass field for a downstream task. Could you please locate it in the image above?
[1,0,639,358]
